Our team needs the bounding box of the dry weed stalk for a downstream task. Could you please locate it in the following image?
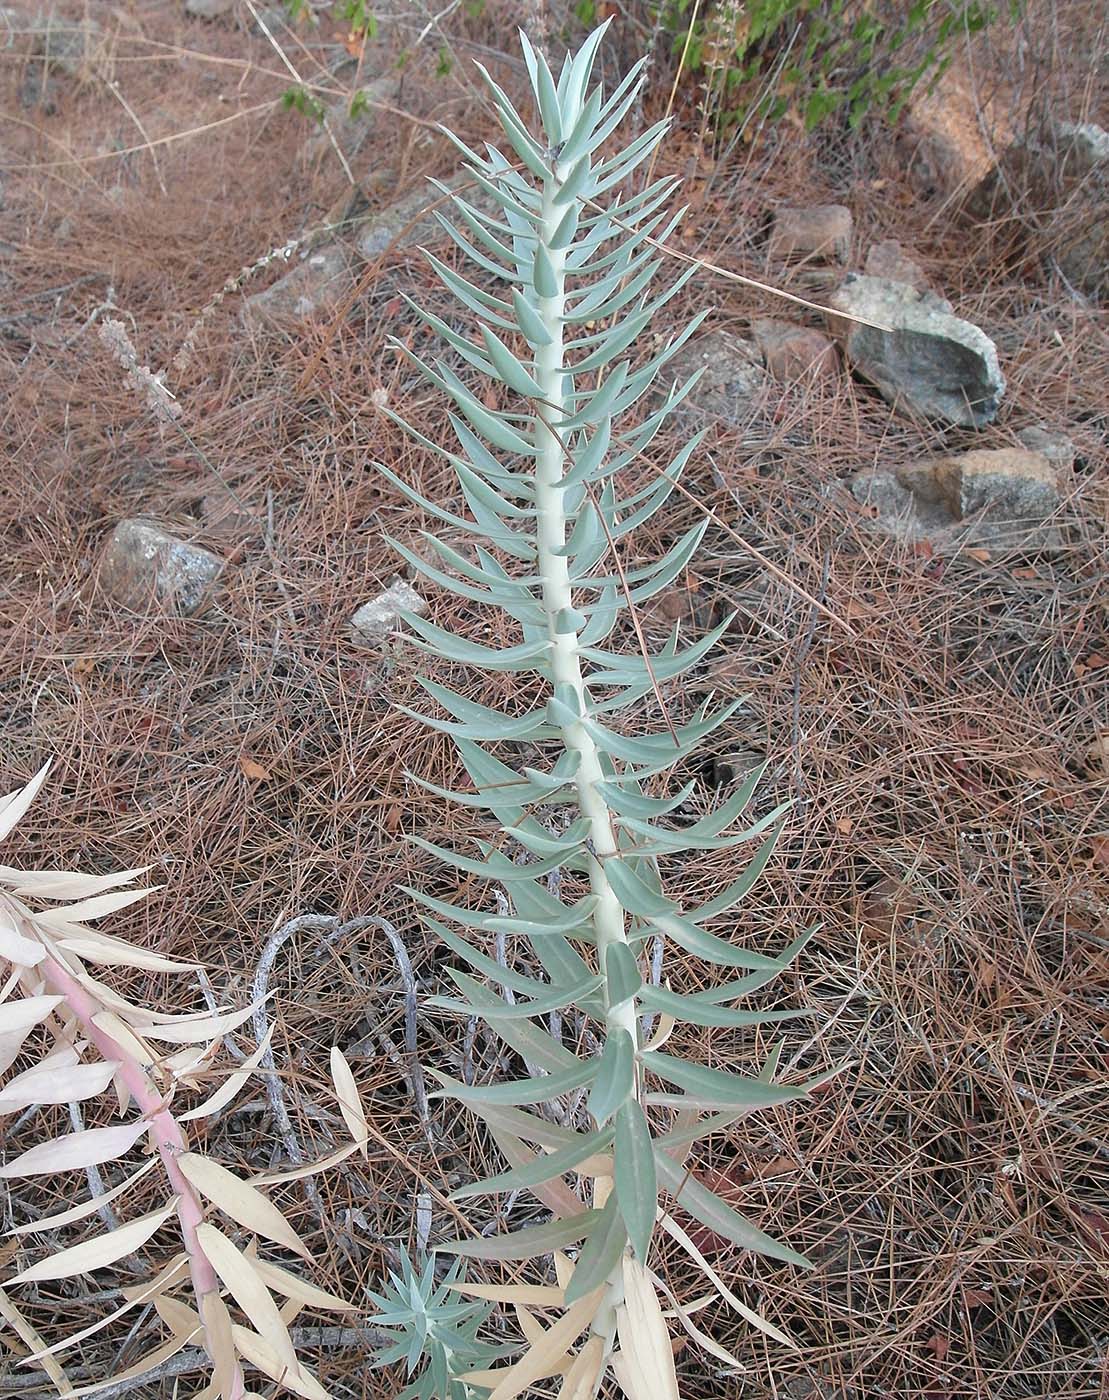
[0,764,367,1399]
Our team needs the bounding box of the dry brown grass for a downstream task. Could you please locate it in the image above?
[1,2,1108,1398]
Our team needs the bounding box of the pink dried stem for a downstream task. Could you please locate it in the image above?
[31,927,245,1400]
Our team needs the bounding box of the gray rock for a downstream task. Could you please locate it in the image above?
[356,174,480,260]
[1016,425,1076,470]
[658,330,769,428]
[828,275,1004,428]
[848,447,1059,552]
[185,0,234,17]
[768,204,852,265]
[99,520,224,613]
[349,580,427,643]
[241,245,352,330]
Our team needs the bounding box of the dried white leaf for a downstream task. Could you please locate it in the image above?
[249,1255,354,1313]
[557,1336,606,1400]
[0,761,51,844]
[657,1210,795,1347]
[0,1029,33,1078]
[4,866,150,901]
[329,1046,368,1152]
[484,1289,600,1400]
[197,1222,298,1372]
[0,1058,119,1115]
[0,994,64,1036]
[613,1257,679,1400]
[181,1026,275,1122]
[177,1153,310,1259]
[90,1010,155,1069]
[64,1329,195,1398]
[199,1290,241,1400]
[120,1250,189,1301]
[0,1119,149,1179]
[249,1140,360,1187]
[0,1282,76,1397]
[56,934,197,974]
[9,1197,178,1284]
[231,1323,329,1400]
[40,886,159,925]
[132,996,268,1045]
[154,1293,201,1338]
[0,905,44,967]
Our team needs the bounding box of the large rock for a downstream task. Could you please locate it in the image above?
[27,13,100,74]
[827,275,1004,428]
[99,520,224,613]
[902,54,1027,198]
[241,245,352,330]
[969,119,1108,299]
[658,330,769,429]
[848,448,1060,552]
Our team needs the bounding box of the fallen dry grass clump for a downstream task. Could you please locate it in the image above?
[1,1,1108,1398]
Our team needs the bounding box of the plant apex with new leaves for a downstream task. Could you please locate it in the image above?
[0,762,365,1399]
[371,20,824,1400]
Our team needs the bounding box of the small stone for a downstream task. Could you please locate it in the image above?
[848,447,1059,552]
[1016,425,1076,470]
[828,275,1004,428]
[99,520,224,614]
[185,0,234,18]
[241,245,352,330]
[864,239,928,290]
[768,205,852,265]
[657,330,769,428]
[349,580,427,644]
[751,318,837,382]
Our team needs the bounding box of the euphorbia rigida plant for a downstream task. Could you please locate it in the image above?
[370,20,823,1399]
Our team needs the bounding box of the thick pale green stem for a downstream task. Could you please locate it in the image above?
[533,167,634,1354]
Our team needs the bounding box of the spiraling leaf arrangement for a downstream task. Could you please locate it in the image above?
[0,764,362,1400]
[367,1249,510,1400]
[376,21,819,1399]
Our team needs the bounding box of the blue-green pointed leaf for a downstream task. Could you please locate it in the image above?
[450,1125,612,1201]
[615,1099,656,1263]
[605,942,643,1008]
[643,1050,807,1109]
[564,1192,627,1304]
[428,1061,595,1108]
[445,974,580,1074]
[511,288,552,347]
[436,1211,602,1261]
[430,970,602,1021]
[533,242,559,298]
[653,1150,810,1268]
[589,1028,635,1126]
